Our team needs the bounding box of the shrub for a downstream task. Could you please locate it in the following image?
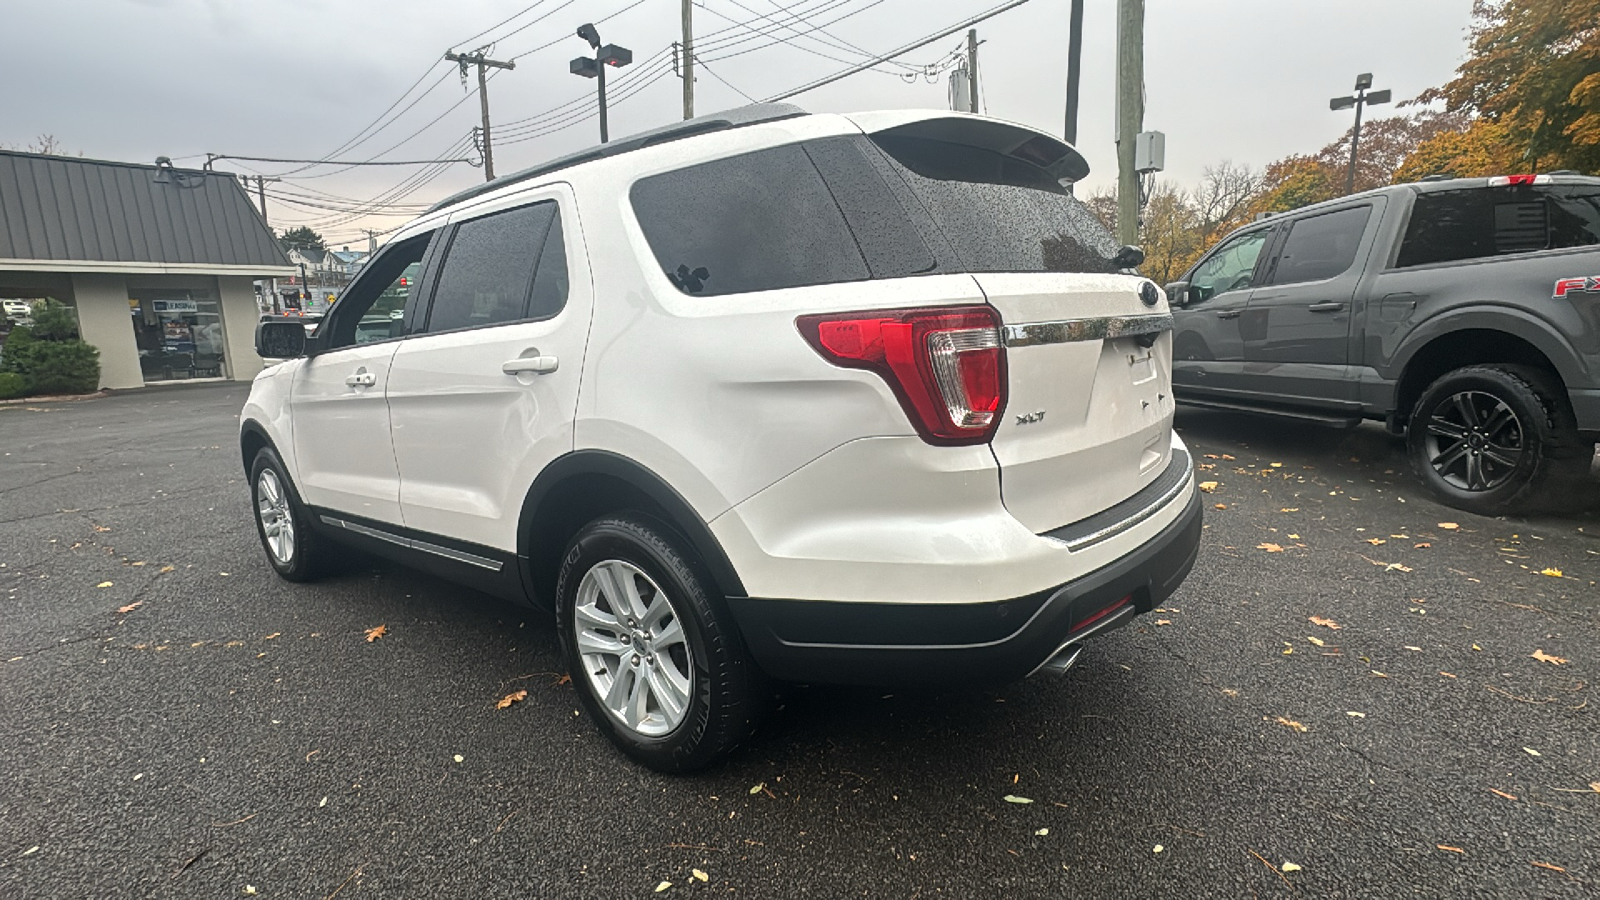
[28,299,80,340]
[0,372,25,400]
[0,318,101,396]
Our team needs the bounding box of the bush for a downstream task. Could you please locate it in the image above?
[0,372,25,400]
[0,321,101,396]
[28,298,79,340]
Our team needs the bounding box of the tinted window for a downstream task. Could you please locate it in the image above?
[801,137,939,279]
[427,202,560,332]
[631,144,869,297]
[869,135,1119,274]
[1397,185,1600,268]
[1267,206,1372,285]
[527,213,569,320]
[1188,230,1268,303]
[321,232,433,350]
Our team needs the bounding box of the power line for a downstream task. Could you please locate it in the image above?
[208,153,473,168]
[695,57,759,103]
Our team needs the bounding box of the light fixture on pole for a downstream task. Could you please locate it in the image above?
[570,24,633,143]
[1329,73,1390,194]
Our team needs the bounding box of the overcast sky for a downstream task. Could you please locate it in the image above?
[2,0,1476,246]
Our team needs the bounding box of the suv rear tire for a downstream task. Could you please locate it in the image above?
[1406,365,1579,516]
[556,514,767,773]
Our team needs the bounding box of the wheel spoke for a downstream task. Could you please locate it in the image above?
[646,666,689,720]
[574,602,620,632]
[1431,443,1467,473]
[625,668,650,728]
[652,617,685,649]
[1481,404,1514,438]
[1465,451,1487,490]
[1426,417,1466,440]
[604,663,635,710]
[1483,444,1520,469]
[576,629,627,657]
[1453,393,1481,428]
[640,593,674,629]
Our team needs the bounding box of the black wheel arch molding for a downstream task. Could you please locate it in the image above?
[1384,306,1594,394]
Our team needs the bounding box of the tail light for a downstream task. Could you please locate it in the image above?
[796,306,1006,445]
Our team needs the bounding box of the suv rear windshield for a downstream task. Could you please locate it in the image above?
[1396,184,1600,268]
[630,135,1117,297]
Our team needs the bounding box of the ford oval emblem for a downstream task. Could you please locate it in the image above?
[1139,281,1160,307]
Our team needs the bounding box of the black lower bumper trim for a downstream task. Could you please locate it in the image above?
[726,486,1202,687]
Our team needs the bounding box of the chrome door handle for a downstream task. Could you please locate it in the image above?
[502,356,559,376]
[344,371,377,387]
[1215,310,1242,319]
[1308,302,1345,312]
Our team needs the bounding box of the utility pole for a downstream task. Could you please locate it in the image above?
[243,175,281,227]
[1114,0,1144,246]
[681,0,695,120]
[363,229,379,256]
[1330,74,1390,195]
[446,48,515,182]
[965,29,980,114]
[1063,0,1084,146]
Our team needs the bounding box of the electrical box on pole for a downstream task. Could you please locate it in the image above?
[948,64,971,113]
[1134,131,1165,173]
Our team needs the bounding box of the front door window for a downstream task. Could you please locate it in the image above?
[1189,230,1269,304]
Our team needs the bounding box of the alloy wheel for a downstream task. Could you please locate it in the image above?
[256,468,295,564]
[573,559,694,737]
[1422,390,1525,492]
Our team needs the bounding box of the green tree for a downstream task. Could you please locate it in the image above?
[1416,0,1600,173]
[278,226,326,254]
[0,300,100,396]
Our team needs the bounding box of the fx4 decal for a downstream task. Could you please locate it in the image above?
[1553,276,1600,299]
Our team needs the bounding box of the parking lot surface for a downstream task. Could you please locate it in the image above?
[2,384,1596,898]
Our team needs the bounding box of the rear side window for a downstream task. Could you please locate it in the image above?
[1397,185,1600,268]
[1266,206,1372,285]
[630,144,869,297]
[869,135,1119,275]
[426,201,563,332]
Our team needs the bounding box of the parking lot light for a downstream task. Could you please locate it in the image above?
[570,25,632,144]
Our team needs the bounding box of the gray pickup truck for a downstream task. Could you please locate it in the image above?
[1166,173,1600,515]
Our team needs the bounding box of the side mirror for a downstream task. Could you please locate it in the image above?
[256,318,307,359]
[1111,245,1145,269]
[1164,281,1190,308]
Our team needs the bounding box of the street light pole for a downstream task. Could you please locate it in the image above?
[1330,73,1391,195]
[571,25,633,144]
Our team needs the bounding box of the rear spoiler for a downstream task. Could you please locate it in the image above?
[845,111,1091,184]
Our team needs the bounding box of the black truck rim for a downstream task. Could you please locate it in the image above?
[1422,390,1526,492]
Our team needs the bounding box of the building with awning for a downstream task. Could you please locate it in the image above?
[0,150,294,389]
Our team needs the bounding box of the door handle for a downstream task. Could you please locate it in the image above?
[502,356,559,376]
[1215,310,1242,319]
[344,371,377,387]
[1308,302,1345,313]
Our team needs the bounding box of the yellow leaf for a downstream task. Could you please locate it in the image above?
[264,633,280,640]
[692,869,709,883]
[1287,533,1301,539]
[159,565,175,573]
[1346,711,1365,718]
[1213,503,1227,510]
[1198,481,1219,493]
[1306,636,1325,647]
[117,601,143,614]
[1269,715,1308,732]
[496,689,529,709]
[96,581,113,588]
[1035,828,1049,836]
[1530,649,1568,666]
[1155,619,1171,625]
[1279,507,1299,512]
[1523,747,1541,757]
[364,624,387,642]
[655,881,672,892]
[1308,616,1341,630]
[1281,862,1302,872]
[1415,542,1431,549]
[1257,542,1284,552]
[1437,522,1459,530]
[1269,462,1283,468]
[1003,795,1033,804]
[1539,568,1563,578]
[1366,538,1387,545]
[749,783,765,795]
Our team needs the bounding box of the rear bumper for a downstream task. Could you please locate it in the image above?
[725,486,1202,687]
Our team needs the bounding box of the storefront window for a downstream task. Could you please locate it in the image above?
[129,289,226,382]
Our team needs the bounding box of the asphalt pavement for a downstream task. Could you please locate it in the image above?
[1,384,1596,899]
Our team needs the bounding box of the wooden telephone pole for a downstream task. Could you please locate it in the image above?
[445,48,515,181]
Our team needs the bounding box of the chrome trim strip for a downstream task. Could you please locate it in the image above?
[1049,468,1193,553]
[1002,313,1173,348]
[319,516,505,572]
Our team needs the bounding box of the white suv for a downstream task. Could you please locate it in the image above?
[241,105,1201,772]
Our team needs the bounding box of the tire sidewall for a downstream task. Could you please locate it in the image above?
[1407,366,1552,514]
[249,447,318,581]
[556,515,746,772]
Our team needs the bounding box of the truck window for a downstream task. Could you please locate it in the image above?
[1266,206,1372,285]
[1188,229,1268,304]
[1397,184,1600,268]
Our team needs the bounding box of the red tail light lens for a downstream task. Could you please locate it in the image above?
[796,306,1007,445]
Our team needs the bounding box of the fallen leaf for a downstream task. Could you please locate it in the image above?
[1287,533,1301,539]
[116,601,143,614]
[1472,643,1482,651]
[1437,844,1464,854]
[1035,828,1049,836]
[364,624,387,642]
[1155,619,1171,626]
[1346,711,1366,718]
[1153,844,1164,853]
[1405,645,1423,652]
[1531,861,1566,874]
[1386,562,1413,573]
[496,689,529,709]
[1366,538,1387,545]
[1269,716,1308,733]
[1538,568,1563,577]
[1306,636,1326,647]
[1220,454,1235,460]
[1281,862,1302,873]
[655,881,673,893]
[96,581,113,588]
[1437,522,1459,530]
[1198,481,1219,493]
[1490,789,1518,801]
[453,754,464,763]
[1279,507,1299,512]
[1309,616,1341,630]
[1269,462,1283,468]
[1524,747,1541,757]
[1003,795,1034,804]
[1214,503,1227,510]
[1531,649,1568,666]
[750,783,766,795]
[692,869,709,883]
[159,565,175,573]
[1414,542,1431,549]
[263,633,280,640]
[1257,542,1284,552]
[1371,670,1389,678]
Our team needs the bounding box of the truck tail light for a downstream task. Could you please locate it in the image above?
[1487,174,1550,186]
[796,306,1006,445]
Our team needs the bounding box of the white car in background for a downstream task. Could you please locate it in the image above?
[239,104,1201,773]
[3,299,34,323]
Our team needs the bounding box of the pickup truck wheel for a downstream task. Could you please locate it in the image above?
[249,447,333,582]
[557,514,766,774]
[1406,365,1576,515]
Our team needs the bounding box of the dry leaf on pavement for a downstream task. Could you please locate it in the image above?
[496,690,528,709]
[692,869,709,883]
[1268,716,1308,732]
[364,624,387,642]
[655,881,672,892]
[1003,795,1034,804]
[96,581,113,588]
[1538,568,1563,577]
[1366,538,1387,545]
[117,601,143,614]
[1309,616,1341,630]
[1257,542,1284,552]
[1437,844,1464,854]
[1198,481,1219,493]
[1437,522,1459,530]
[1531,861,1566,874]
[1281,862,1302,873]
[1531,649,1568,666]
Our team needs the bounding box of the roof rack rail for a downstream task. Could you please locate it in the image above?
[1417,174,1455,182]
[427,103,808,214]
